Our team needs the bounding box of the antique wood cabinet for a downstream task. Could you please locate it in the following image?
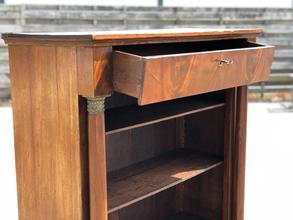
[2,29,274,220]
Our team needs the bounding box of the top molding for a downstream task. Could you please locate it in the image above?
[2,28,262,47]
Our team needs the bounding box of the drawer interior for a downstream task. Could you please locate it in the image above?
[105,91,226,220]
[114,38,263,56]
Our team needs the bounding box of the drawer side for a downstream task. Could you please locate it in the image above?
[113,51,145,98]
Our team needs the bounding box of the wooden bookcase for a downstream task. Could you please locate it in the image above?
[2,29,274,220]
[106,92,225,220]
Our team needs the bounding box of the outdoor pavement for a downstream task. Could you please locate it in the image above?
[245,103,293,220]
[0,103,293,220]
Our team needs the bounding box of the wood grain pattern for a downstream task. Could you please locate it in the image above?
[88,112,108,220]
[77,46,112,97]
[232,86,248,220]
[140,44,273,104]
[112,51,144,98]
[4,29,271,220]
[2,28,262,46]
[107,149,222,213]
[8,45,87,220]
[113,40,274,105]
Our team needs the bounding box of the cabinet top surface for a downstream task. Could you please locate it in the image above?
[2,28,262,46]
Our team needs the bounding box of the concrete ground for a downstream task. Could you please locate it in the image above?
[0,103,293,220]
[245,103,293,220]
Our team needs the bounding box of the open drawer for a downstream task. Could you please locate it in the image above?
[113,39,274,105]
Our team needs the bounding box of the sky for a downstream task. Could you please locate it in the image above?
[4,0,293,8]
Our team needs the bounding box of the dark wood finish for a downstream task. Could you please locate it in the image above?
[8,45,87,220]
[113,40,274,105]
[179,165,224,220]
[2,28,262,46]
[3,29,274,220]
[165,212,209,220]
[222,89,237,220]
[184,106,225,156]
[78,97,90,220]
[106,119,178,172]
[105,92,137,110]
[107,149,222,213]
[88,113,108,220]
[105,96,224,134]
[109,166,224,220]
[109,187,178,220]
[231,86,248,220]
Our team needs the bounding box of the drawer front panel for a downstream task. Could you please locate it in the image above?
[140,46,274,105]
[113,44,274,105]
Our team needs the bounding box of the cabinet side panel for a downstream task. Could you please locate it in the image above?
[9,45,86,220]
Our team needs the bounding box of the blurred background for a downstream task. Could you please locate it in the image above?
[0,1,293,220]
[1,0,293,102]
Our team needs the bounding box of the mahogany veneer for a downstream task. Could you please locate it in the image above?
[2,28,274,220]
[113,40,274,105]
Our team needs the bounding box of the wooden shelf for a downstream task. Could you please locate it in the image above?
[107,149,222,213]
[165,212,208,220]
[105,97,224,135]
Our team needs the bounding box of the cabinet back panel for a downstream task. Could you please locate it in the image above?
[106,106,225,172]
[106,119,179,172]
[108,166,223,220]
[184,107,225,156]
[179,165,224,220]
[106,92,137,110]
[108,188,177,220]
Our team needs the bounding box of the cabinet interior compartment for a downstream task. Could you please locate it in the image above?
[108,166,223,220]
[105,91,226,220]
[113,38,262,56]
